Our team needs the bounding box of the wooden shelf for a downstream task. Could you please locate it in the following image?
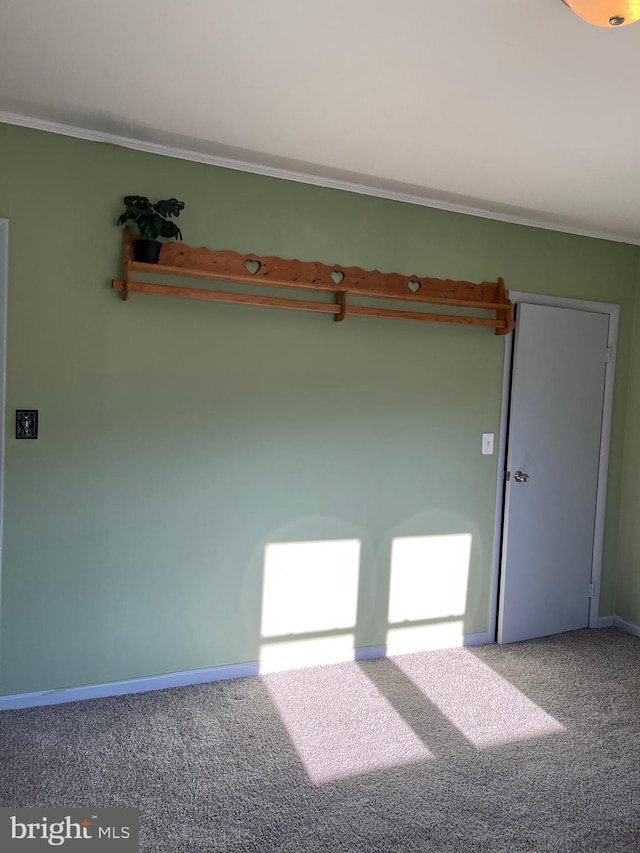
[112,232,515,335]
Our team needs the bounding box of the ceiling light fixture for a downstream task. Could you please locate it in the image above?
[561,0,640,26]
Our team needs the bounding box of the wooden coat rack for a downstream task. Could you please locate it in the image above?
[112,231,515,335]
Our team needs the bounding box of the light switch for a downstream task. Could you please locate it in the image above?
[482,433,494,455]
[16,410,38,440]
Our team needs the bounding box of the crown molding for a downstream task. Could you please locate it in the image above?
[1,110,638,246]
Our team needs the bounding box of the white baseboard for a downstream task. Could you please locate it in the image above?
[354,644,387,662]
[0,660,261,711]
[613,616,640,637]
[592,615,640,635]
[0,631,492,711]
[462,631,492,647]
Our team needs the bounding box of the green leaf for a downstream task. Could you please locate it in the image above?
[160,220,182,240]
[140,219,161,240]
[154,198,185,218]
[123,195,151,212]
[118,197,184,240]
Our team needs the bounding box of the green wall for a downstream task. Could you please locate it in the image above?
[615,255,640,624]
[0,124,638,695]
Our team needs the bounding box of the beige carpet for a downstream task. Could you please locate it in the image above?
[1,628,639,852]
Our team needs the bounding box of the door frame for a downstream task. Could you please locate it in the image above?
[0,220,7,631]
[489,291,619,642]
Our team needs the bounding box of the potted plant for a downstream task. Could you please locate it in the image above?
[117,196,185,264]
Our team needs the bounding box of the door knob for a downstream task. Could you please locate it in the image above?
[514,471,530,483]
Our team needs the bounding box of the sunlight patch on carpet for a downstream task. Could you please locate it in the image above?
[262,664,433,784]
[394,648,565,749]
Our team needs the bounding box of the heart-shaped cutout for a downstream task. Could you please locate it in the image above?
[408,280,421,293]
[245,259,261,275]
[331,270,345,285]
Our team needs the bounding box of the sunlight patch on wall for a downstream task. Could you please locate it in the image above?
[394,648,565,749]
[259,635,358,673]
[262,663,432,784]
[386,533,471,654]
[259,539,360,672]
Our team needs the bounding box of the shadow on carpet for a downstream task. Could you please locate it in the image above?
[1,628,639,852]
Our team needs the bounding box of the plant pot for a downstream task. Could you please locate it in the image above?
[134,239,162,264]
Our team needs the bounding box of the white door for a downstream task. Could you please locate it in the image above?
[498,302,609,644]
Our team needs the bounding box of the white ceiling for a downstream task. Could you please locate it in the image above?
[1,0,640,243]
